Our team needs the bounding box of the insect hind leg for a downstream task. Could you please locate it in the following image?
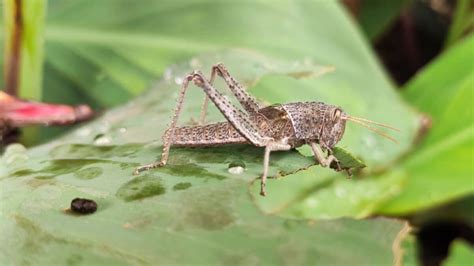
[190,71,269,146]
[199,63,261,124]
[134,73,196,175]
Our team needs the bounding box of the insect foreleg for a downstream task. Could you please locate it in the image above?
[199,63,261,124]
[309,142,340,170]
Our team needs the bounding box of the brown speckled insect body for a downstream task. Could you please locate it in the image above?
[135,63,397,196]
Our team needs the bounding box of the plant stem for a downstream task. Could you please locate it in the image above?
[3,0,22,96]
[3,0,46,100]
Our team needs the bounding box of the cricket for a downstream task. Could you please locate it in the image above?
[134,63,398,196]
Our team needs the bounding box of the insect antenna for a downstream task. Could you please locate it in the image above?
[343,116,398,143]
[344,115,400,132]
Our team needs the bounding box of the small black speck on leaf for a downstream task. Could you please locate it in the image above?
[70,198,97,214]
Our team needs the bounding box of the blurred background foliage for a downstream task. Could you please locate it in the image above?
[0,0,473,265]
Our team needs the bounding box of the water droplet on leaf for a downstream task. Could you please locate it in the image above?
[93,134,111,146]
[228,161,246,175]
[2,143,28,165]
[174,77,183,85]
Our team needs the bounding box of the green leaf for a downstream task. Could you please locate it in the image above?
[445,0,474,47]
[408,196,474,229]
[444,240,474,266]
[401,232,474,266]
[332,147,367,170]
[356,0,408,40]
[401,235,419,266]
[379,35,474,214]
[0,51,408,264]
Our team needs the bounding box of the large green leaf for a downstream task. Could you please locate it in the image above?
[252,34,473,219]
[356,0,407,40]
[0,51,410,264]
[379,34,474,214]
[444,240,474,266]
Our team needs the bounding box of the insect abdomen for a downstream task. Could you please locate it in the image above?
[168,122,248,147]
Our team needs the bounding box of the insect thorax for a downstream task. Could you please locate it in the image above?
[281,102,346,148]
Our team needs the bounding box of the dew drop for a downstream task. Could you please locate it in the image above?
[93,134,111,146]
[174,77,183,85]
[228,161,246,175]
[4,143,26,154]
[189,57,202,69]
[75,127,92,137]
[334,186,348,198]
[228,166,245,175]
[2,143,28,165]
[305,197,319,208]
[363,134,377,148]
[98,120,111,132]
[163,68,173,81]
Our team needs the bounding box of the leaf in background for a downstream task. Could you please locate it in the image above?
[409,196,474,229]
[401,235,419,266]
[444,240,474,266]
[0,51,408,265]
[445,0,474,47]
[400,232,474,266]
[251,35,473,220]
[354,0,408,40]
[379,34,474,214]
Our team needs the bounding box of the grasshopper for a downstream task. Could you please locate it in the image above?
[134,63,398,196]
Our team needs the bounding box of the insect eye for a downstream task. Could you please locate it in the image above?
[332,109,341,122]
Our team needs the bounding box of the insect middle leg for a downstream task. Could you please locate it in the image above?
[134,71,270,175]
[199,63,261,124]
